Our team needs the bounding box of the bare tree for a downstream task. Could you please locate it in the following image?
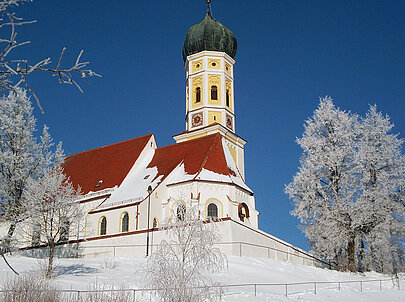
[0,0,99,112]
[142,206,227,302]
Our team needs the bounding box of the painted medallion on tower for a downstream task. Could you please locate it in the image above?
[192,112,203,127]
[226,114,233,130]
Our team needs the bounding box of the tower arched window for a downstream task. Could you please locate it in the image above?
[211,85,218,100]
[177,204,186,221]
[196,87,201,103]
[99,216,107,235]
[121,212,129,232]
[207,203,218,219]
[226,89,230,107]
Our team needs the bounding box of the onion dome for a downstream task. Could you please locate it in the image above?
[182,3,237,62]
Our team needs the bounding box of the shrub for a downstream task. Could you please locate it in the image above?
[1,273,62,302]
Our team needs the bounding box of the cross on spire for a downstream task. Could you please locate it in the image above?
[206,0,211,16]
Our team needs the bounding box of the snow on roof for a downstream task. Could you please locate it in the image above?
[65,132,253,211]
[62,134,153,194]
[150,133,253,193]
[220,137,253,193]
[99,148,163,209]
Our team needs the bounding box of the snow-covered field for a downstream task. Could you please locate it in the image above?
[0,255,403,301]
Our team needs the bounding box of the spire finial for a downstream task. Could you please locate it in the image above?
[206,0,211,16]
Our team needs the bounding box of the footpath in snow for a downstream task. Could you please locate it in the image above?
[0,255,403,301]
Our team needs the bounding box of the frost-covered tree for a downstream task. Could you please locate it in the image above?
[22,161,82,278]
[354,105,404,273]
[285,97,405,273]
[285,97,359,271]
[0,0,99,112]
[142,206,227,302]
[0,88,57,246]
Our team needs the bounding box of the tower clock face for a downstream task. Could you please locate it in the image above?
[192,112,203,127]
[226,115,233,129]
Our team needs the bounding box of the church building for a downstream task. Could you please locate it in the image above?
[19,1,319,265]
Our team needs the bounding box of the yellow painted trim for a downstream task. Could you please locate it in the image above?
[84,211,92,238]
[186,132,207,141]
[119,211,129,232]
[204,198,223,218]
[225,134,238,145]
[227,143,237,165]
[186,84,189,111]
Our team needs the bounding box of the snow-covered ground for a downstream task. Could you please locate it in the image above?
[0,255,403,301]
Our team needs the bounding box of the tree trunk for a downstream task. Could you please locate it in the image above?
[358,240,365,272]
[347,236,356,272]
[46,240,55,278]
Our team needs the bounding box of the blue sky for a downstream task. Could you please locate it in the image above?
[12,0,405,251]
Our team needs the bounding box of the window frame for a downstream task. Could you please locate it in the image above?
[196,87,201,103]
[211,85,218,100]
[152,217,159,229]
[121,212,129,233]
[207,203,218,219]
[176,204,186,221]
[99,216,107,235]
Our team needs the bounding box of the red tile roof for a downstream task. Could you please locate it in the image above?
[63,132,249,200]
[149,133,239,184]
[62,134,152,194]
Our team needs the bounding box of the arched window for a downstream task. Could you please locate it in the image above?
[196,87,201,103]
[211,85,218,100]
[32,223,41,246]
[226,90,230,107]
[99,216,107,235]
[121,212,129,232]
[59,219,69,242]
[177,204,186,221]
[152,217,158,229]
[238,203,250,222]
[207,203,218,219]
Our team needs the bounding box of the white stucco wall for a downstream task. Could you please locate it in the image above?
[62,219,321,268]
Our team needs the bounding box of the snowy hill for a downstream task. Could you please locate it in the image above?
[0,255,403,301]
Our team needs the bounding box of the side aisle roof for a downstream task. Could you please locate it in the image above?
[62,134,153,194]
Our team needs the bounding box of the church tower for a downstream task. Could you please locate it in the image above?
[173,0,247,178]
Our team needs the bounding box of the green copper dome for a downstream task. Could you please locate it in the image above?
[182,7,237,62]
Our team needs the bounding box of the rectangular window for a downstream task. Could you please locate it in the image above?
[211,86,218,100]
